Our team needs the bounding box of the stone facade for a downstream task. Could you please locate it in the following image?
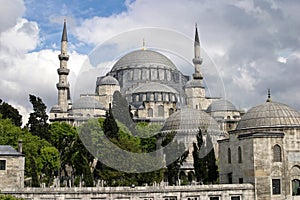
[218,100,300,200]
[0,145,25,190]
[3,184,254,200]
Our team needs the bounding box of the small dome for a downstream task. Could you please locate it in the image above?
[207,99,238,112]
[97,75,119,86]
[111,49,178,72]
[185,79,203,88]
[73,96,105,110]
[236,101,300,130]
[132,83,178,94]
[161,108,221,133]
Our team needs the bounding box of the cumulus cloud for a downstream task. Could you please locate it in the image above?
[1,0,300,125]
[72,0,300,111]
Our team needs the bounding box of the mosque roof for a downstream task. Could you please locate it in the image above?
[236,101,300,130]
[97,75,119,86]
[161,108,221,133]
[0,145,23,156]
[207,99,238,112]
[132,82,178,94]
[72,96,105,110]
[111,49,178,72]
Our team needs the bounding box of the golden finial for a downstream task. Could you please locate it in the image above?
[142,38,146,50]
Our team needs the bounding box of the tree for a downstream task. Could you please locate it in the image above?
[26,94,49,141]
[0,194,23,200]
[48,122,77,181]
[205,134,218,183]
[193,128,207,183]
[103,103,119,139]
[193,129,219,184]
[0,99,22,127]
[161,132,188,185]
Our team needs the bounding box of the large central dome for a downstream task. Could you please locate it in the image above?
[236,101,300,130]
[111,49,178,72]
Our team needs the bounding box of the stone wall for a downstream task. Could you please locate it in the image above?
[2,184,254,200]
[0,156,24,190]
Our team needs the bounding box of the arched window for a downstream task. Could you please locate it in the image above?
[158,105,164,117]
[238,146,242,163]
[148,108,153,117]
[228,148,231,164]
[273,144,282,162]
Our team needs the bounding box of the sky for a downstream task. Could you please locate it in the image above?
[0,0,300,125]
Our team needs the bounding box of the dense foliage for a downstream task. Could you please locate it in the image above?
[0,94,219,187]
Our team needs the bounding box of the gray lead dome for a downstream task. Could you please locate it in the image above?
[111,49,178,72]
[161,108,221,133]
[207,99,238,112]
[236,101,300,130]
[73,96,105,109]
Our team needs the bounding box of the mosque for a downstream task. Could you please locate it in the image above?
[47,21,300,199]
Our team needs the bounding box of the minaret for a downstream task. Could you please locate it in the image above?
[56,19,70,112]
[192,24,203,80]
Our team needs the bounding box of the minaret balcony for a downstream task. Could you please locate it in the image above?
[193,73,203,80]
[57,68,70,75]
[58,54,69,61]
[56,83,69,89]
[192,58,203,65]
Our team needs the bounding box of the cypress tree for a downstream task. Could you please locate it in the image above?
[103,103,119,139]
[205,134,218,183]
[193,128,207,183]
[27,94,49,141]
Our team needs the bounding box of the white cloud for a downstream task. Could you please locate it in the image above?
[1,0,300,126]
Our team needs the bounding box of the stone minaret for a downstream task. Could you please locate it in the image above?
[56,20,70,112]
[192,24,203,80]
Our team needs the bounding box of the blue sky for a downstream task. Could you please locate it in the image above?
[0,0,300,124]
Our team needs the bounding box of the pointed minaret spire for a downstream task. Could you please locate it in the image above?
[193,23,203,80]
[56,20,70,112]
[266,88,272,102]
[61,19,68,42]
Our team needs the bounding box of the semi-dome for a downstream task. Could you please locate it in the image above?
[132,82,178,94]
[161,108,221,133]
[111,49,178,72]
[207,99,238,113]
[236,101,300,130]
[73,96,105,110]
[97,75,119,86]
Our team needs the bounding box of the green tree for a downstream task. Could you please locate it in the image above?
[205,134,218,183]
[193,129,219,184]
[38,146,60,186]
[162,132,188,185]
[103,103,119,139]
[48,122,77,180]
[0,114,58,187]
[0,99,22,127]
[193,128,207,183]
[26,94,49,141]
[0,194,23,200]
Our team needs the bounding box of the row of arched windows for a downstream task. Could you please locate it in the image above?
[147,107,175,117]
[227,144,282,164]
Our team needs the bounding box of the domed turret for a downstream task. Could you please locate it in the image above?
[236,101,300,130]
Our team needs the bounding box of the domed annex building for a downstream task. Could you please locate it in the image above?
[218,92,300,199]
